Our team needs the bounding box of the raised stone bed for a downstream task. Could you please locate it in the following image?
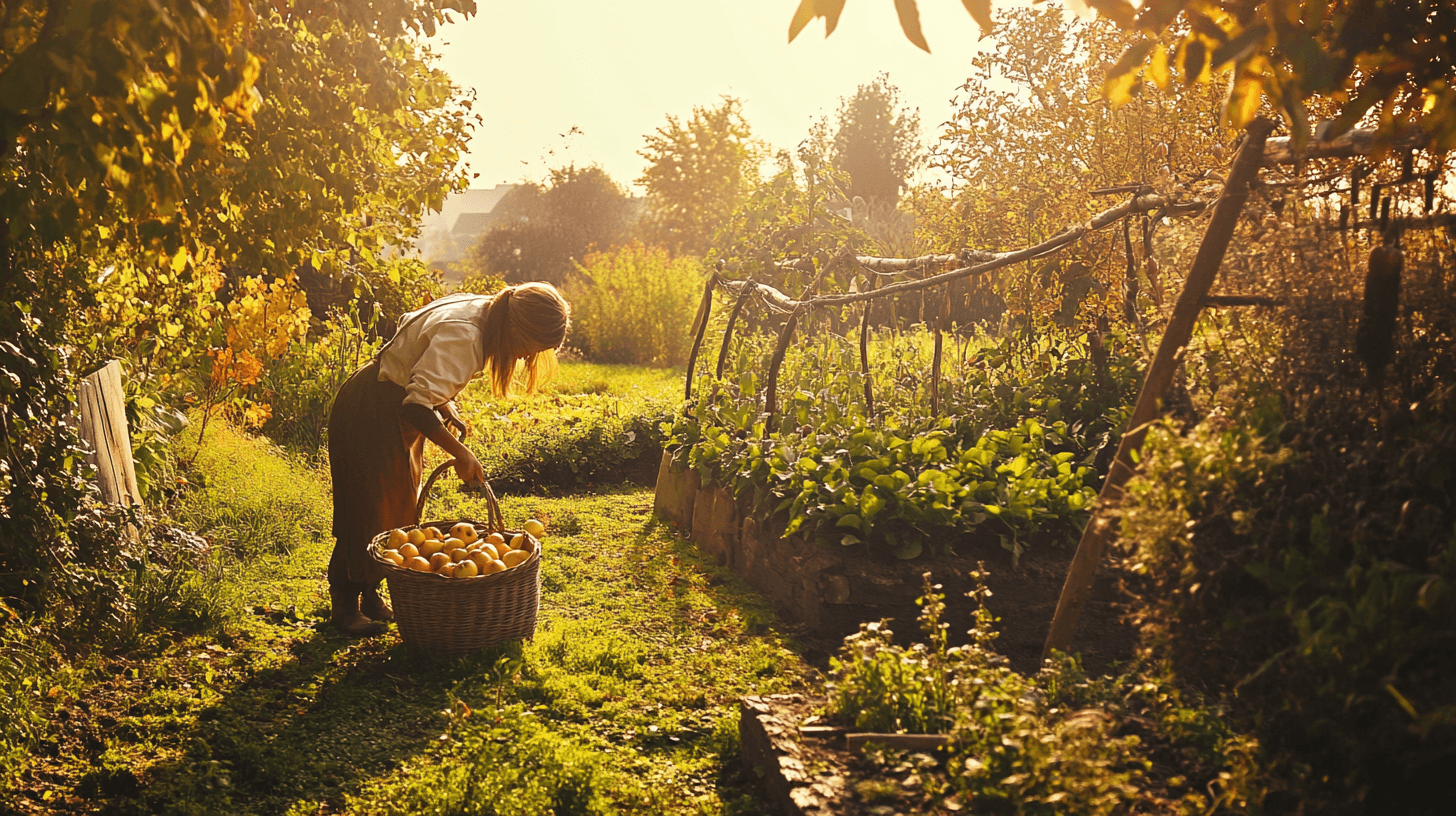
[654,453,1134,672]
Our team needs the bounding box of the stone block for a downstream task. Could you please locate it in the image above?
[652,452,698,533]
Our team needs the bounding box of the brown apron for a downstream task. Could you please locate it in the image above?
[327,359,425,591]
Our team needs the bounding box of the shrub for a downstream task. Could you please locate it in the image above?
[824,573,1262,813]
[452,362,680,494]
[566,241,704,367]
[1120,399,1456,813]
[254,315,381,454]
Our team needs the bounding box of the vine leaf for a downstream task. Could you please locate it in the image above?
[788,0,847,42]
[959,0,994,37]
[893,0,931,53]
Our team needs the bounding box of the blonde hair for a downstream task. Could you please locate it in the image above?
[480,282,571,398]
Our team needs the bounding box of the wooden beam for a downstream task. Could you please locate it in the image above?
[1042,117,1278,662]
[844,733,953,753]
[717,192,1208,312]
[1262,125,1429,166]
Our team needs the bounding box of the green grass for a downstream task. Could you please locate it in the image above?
[2,417,812,815]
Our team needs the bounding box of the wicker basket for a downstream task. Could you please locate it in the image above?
[369,461,541,656]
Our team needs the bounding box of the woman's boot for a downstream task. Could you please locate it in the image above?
[361,584,394,621]
[330,586,385,636]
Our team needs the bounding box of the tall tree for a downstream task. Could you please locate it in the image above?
[817,74,923,206]
[0,0,478,617]
[637,97,761,256]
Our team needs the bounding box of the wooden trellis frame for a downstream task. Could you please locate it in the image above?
[677,119,1450,657]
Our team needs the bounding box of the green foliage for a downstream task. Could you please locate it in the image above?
[452,271,507,297]
[793,1,1456,149]
[451,362,681,494]
[567,242,706,367]
[1120,398,1456,812]
[825,570,1262,813]
[0,305,130,621]
[469,165,636,286]
[638,97,763,256]
[255,316,382,455]
[667,323,1141,559]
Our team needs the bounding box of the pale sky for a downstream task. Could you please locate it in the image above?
[430,0,1003,193]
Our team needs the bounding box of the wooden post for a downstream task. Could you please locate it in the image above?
[76,360,142,507]
[762,306,806,436]
[683,275,717,402]
[859,282,876,417]
[1042,117,1276,661]
[715,283,755,380]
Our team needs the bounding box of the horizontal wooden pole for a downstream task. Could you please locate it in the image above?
[719,192,1208,312]
[845,733,953,753]
[1262,125,1428,166]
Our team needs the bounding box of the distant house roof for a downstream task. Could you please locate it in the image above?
[412,184,518,265]
[451,211,501,239]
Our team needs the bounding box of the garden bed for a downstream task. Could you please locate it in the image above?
[655,454,1133,673]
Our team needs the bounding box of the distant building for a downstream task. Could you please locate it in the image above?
[413,184,517,280]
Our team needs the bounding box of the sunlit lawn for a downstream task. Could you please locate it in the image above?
[12,405,811,814]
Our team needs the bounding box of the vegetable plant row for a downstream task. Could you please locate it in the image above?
[666,324,1143,560]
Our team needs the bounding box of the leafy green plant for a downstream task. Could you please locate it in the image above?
[825,570,1264,814]
[1120,393,1456,813]
[452,362,681,493]
[666,322,1140,559]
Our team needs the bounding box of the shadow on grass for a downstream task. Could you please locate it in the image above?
[88,497,809,816]
[95,622,525,816]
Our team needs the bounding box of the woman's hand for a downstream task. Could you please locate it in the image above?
[454,448,486,487]
[438,400,468,440]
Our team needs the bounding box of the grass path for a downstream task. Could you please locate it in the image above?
[7,425,813,815]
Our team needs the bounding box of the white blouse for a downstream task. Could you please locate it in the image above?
[377,294,492,408]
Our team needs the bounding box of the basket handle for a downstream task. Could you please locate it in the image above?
[413,424,505,532]
[415,460,505,532]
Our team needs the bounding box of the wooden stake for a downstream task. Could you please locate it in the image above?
[1042,117,1276,662]
[763,306,806,436]
[683,275,717,402]
[860,278,877,417]
[715,282,755,380]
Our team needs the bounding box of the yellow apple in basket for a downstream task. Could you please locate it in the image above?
[443,537,465,552]
[425,526,444,541]
[398,542,420,560]
[509,533,526,551]
[515,535,539,556]
[450,523,478,544]
[453,558,479,578]
[523,519,545,538]
[468,551,492,574]
[387,529,409,549]
[428,553,452,572]
[502,549,530,569]
[419,538,444,557]
[449,548,471,564]
[477,542,501,561]
[407,529,426,547]
[485,532,506,547]
[484,559,507,575]
[406,556,431,572]
[381,549,404,567]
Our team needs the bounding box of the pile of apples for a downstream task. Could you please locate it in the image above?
[377,518,545,578]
